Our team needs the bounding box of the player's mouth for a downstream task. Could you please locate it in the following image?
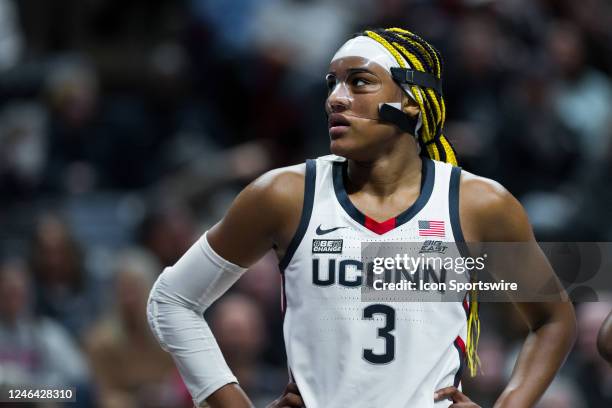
[328,113,351,138]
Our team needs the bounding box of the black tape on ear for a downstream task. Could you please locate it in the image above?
[378,103,419,136]
[390,68,442,95]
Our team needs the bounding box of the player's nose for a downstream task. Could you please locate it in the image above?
[326,92,351,113]
[326,80,353,113]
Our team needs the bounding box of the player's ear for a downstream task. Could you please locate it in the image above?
[402,96,420,118]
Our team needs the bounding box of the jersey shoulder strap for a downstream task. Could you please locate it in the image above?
[279,159,317,270]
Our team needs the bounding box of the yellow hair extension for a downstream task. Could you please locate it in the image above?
[439,135,458,166]
[387,27,413,35]
[428,143,440,161]
[391,41,424,71]
[466,292,481,376]
[364,31,407,68]
[426,89,442,119]
[413,38,442,77]
[388,27,443,79]
[407,40,436,68]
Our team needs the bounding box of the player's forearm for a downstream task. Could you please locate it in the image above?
[206,384,254,408]
[146,232,249,406]
[494,307,576,408]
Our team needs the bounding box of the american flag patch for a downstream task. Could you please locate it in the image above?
[418,220,445,237]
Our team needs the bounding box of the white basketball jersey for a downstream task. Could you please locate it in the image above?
[279,155,470,408]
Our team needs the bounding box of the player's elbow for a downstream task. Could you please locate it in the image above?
[146,269,170,351]
[534,302,577,349]
[146,266,195,351]
[559,302,578,347]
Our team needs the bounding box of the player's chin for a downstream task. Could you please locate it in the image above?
[330,139,373,161]
[330,136,357,157]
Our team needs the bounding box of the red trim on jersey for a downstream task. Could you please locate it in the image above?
[453,336,466,387]
[364,216,397,234]
[455,336,466,354]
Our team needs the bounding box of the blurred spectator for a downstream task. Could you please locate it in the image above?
[155,135,272,205]
[0,101,48,200]
[44,57,157,192]
[0,0,23,71]
[43,57,105,193]
[138,204,197,267]
[541,21,612,239]
[29,213,101,338]
[497,67,580,197]
[547,21,612,165]
[85,248,191,408]
[496,66,582,238]
[208,293,286,407]
[444,12,507,177]
[535,376,586,408]
[189,0,266,55]
[0,257,90,393]
[251,0,356,81]
[235,251,285,366]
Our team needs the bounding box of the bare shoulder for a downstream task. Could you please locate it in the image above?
[238,164,307,233]
[208,163,307,266]
[221,162,307,230]
[249,163,306,206]
[459,170,513,215]
[458,169,534,242]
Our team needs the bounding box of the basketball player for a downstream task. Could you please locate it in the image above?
[147,28,577,407]
[598,311,612,365]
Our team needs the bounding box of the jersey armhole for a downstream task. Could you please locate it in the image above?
[449,166,470,258]
[278,159,317,271]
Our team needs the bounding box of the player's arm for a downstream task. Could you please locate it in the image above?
[598,311,612,365]
[461,175,577,408]
[147,165,305,408]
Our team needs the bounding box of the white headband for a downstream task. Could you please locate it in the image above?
[332,36,408,71]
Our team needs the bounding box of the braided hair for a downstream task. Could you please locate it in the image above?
[362,28,458,166]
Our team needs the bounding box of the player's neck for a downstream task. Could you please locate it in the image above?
[346,147,422,197]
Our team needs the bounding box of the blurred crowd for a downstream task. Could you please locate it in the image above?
[0,0,611,407]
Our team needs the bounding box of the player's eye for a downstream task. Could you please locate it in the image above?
[325,75,337,91]
[352,78,369,87]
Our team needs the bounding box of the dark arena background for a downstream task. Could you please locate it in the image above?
[1,0,611,407]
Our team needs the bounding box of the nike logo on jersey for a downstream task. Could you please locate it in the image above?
[316,225,347,235]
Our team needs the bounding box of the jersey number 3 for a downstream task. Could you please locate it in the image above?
[363,304,395,364]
